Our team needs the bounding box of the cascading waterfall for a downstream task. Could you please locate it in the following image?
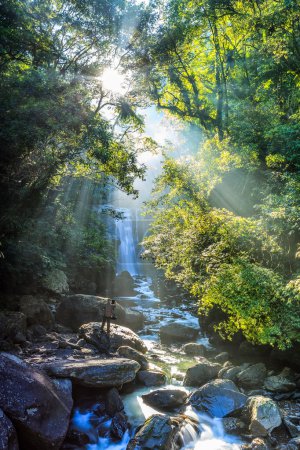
[115,208,139,276]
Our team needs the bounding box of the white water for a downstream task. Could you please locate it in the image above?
[71,208,242,450]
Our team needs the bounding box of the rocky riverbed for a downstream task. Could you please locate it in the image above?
[0,272,299,450]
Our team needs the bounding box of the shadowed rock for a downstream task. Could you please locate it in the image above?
[0,353,72,450]
[0,408,19,450]
[183,358,221,386]
[142,389,188,411]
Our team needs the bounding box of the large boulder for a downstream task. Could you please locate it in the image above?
[0,409,19,450]
[0,353,72,450]
[142,389,188,411]
[219,366,243,382]
[183,357,221,387]
[42,268,69,294]
[19,296,54,329]
[264,375,296,393]
[120,309,144,331]
[79,323,147,354]
[114,271,136,296]
[117,346,149,370]
[56,295,126,331]
[237,363,267,388]
[0,312,26,343]
[41,357,140,388]
[246,396,282,437]
[137,370,167,387]
[127,414,196,450]
[181,343,206,357]
[160,323,199,343]
[189,379,247,418]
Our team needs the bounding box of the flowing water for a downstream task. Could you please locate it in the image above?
[71,208,243,450]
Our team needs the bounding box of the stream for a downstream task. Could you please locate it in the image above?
[71,207,244,449]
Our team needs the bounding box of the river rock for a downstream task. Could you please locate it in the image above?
[117,346,149,370]
[181,343,206,357]
[111,411,128,439]
[114,271,136,296]
[127,414,177,450]
[183,357,221,386]
[214,352,230,364]
[241,437,271,449]
[79,322,147,353]
[222,417,246,435]
[105,387,124,417]
[189,379,247,417]
[264,375,296,393]
[237,363,267,388]
[142,389,188,411]
[120,309,144,331]
[0,353,72,450]
[137,370,167,387]
[246,395,282,436]
[219,365,242,382]
[0,312,26,343]
[19,295,54,329]
[42,268,69,294]
[41,357,140,388]
[56,294,127,331]
[0,409,19,450]
[160,323,199,343]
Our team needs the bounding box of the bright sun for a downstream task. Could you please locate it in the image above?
[101,68,126,94]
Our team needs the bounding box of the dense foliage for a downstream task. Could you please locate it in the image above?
[0,0,148,291]
[139,0,300,348]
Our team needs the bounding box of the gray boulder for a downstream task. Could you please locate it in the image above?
[219,366,242,382]
[181,343,206,357]
[264,375,296,393]
[137,370,167,387]
[114,271,136,296]
[19,296,54,329]
[142,389,188,411]
[56,295,126,331]
[0,312,26,343]
[117,346,149,370]
[246,395,282,436]
[127,414,196,450]
[222,417,246,435]
[105,388,124,417]
[189,379,247,417]
[237,363,267,388]
[79,322,147,353]
[214,352,229,364]
[0,353,72,450]
[121,309,144,331]
[183,357,221,386]
[42,268,69,294]
[0,409,19,450]
[160,323,199,343]
[41,357,140,388]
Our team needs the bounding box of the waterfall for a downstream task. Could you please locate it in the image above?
[115,208,139,276]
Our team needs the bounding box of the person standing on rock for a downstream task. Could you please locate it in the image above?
[101,298,116,333]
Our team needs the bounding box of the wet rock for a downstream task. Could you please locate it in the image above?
[181,343,206,357]
[105,388,124,417]
[117,346,149,370]
[0,312,26,343]
[42,357,140,387]
[0,409,19,450]
[214,352,229,364]
[222,417,246,435]
[52,379,73,409]
[189,379,247,417]
[219,365,242,382]
[283,415,300,438]
[137,370,167,387]
[127,414,177,450]
[64,428,89,448]
[27,324,47,339]
[142,389,188,411]
[183,357,221,387]
[246,395,282,436]
[0,353,72,450]
[160,323,199,343]
[79,322,147,354]
[42,268,69,294]
[56,295,126,331]
[237,363,267,388]
[264,375,296,393]
[111,412,128,439]
[285,437,300,449]
[19,296,54,329]
[241,437,271,449]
